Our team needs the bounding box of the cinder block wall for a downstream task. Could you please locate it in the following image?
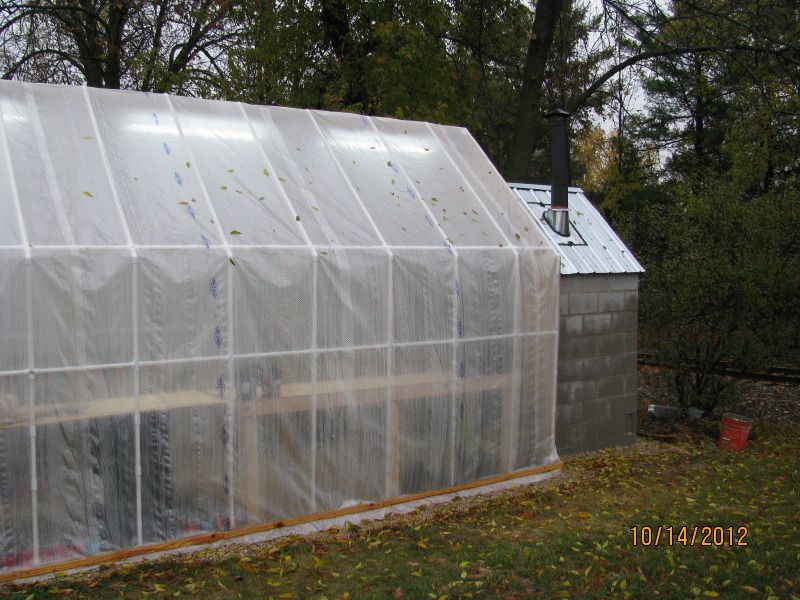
[556,273,639,454]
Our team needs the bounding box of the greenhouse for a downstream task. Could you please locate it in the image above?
[0,80,560,575]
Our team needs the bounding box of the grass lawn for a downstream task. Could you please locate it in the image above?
[2,422,798,599]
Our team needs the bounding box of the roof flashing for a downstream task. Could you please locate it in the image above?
[510,184,645,275]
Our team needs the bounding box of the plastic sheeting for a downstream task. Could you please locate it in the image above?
[0,80,560,573]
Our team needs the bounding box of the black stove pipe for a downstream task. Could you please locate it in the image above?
[544,108,571,236]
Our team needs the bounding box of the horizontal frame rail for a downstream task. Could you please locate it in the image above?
[0,331,557,378]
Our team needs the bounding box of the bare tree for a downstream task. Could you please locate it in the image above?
[0,0,243,94]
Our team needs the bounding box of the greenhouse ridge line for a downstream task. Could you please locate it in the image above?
[0,244,532,251]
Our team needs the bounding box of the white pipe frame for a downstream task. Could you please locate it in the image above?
[0,88,39,564]
[166,94,240,530]
[237,102,317,514]
[363,119,459,486]
[82,85,144,545]
[306,110,398,500]
[423,122,520,473]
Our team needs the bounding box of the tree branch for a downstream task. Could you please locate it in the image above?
[3,46,84,78]
[568,43,797,112]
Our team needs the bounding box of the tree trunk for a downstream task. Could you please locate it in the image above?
[504,0,566,181]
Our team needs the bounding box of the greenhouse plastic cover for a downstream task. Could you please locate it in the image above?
[0,80,559,573]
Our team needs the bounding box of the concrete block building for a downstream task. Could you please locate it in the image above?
[511,184,645,455]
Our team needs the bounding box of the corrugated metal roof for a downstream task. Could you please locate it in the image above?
[510,183,645,275]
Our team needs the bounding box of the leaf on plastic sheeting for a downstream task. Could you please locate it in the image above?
[178,201,189,205]
[83,191,94,197]
[227,168,235,173]
[185,161,191,168]
[81,135,93,140]
[257,196,265,201]
[279,177,287,183]
[430,197,438,204]
[311,206,320,211]
[295,215,301,221]
[499,243,504,247]
[230,229,242,235]
[229,257,236,265]
[424,147,429,151]
[220,185,228,191]
[263,168,270,176]
[319,251,327,255]
[386,160,392,167]
[235,189,243,194]
[514,233,521,240]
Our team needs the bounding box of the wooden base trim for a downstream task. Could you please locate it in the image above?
[1,461,562,583]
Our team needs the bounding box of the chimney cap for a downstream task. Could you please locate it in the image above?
[545,108,571,119]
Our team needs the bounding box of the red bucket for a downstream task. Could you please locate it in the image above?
[718,413,753,450]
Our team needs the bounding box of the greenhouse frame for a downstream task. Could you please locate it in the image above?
[0,80,561,576]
